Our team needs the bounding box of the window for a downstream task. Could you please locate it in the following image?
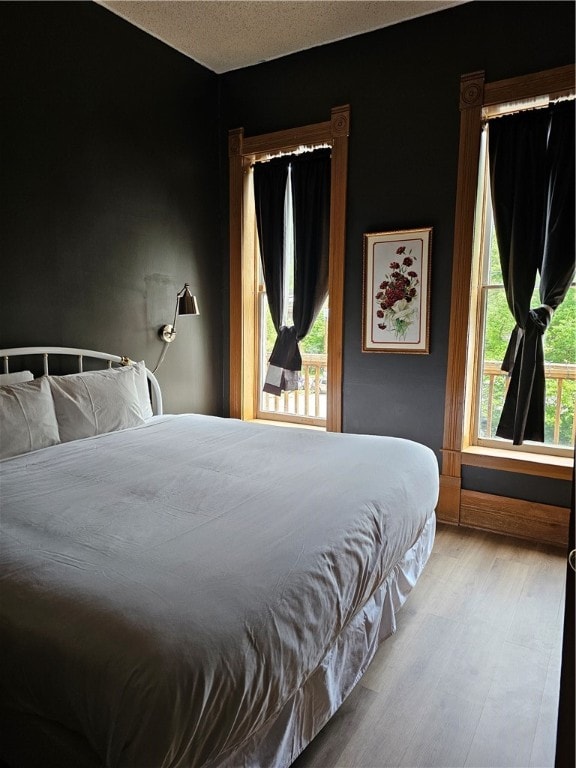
[469,125,575,457]
[255,158,329,427]
[439,66,575,524]
[228,107,350,432]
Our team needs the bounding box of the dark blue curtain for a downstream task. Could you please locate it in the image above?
[489,100,575,444]
[253,149,331,396]
[291,150,331,343]
[253,157,290,339]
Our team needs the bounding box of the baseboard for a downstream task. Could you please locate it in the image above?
[436,475,570,547]
[459,489,569,548]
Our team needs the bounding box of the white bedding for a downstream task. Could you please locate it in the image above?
[0,415,439,767]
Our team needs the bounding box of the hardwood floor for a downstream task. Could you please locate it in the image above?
[292,523,567,768]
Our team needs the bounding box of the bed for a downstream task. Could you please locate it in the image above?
[0,346,439,768]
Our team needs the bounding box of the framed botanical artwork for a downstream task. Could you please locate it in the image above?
[362,227,432,353]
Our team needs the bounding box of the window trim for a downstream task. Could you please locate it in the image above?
[439,66,575,521]
[228,106,350,432]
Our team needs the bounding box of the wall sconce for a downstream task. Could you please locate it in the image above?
[158,283,200,342]
[153,283,199,372]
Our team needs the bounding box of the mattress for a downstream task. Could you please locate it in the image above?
[0,414,439,767]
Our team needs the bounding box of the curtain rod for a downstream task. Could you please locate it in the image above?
[483,92,575,122]
[250,143,331,167]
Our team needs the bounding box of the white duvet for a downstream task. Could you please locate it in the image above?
[0,415,438,767]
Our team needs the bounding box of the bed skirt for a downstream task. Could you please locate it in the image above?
[213,511,436,768]
[1,512,436,768]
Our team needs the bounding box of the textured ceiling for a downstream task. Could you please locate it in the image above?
[96,1,469,74]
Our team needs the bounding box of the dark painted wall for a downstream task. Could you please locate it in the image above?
[0,1,222,415]
[220,0,574,508]
[0,1,573,506]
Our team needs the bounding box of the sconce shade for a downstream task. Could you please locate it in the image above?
[178,286,199,316]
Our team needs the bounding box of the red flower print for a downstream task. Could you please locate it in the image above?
[374,246,420,340]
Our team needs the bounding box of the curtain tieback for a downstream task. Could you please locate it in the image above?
[269,325,302,371]
[501,304,553,374]
[529,304,554,334]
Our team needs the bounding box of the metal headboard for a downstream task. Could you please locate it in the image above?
[0,346,163,416]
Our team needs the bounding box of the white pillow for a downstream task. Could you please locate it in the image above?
[0,370,34,385]
[0,377,61,459]
[49,366,145,443]
[131,361,154,420]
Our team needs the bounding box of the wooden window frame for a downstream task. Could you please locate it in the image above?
[438,65,575,524]
[228,106,350,432]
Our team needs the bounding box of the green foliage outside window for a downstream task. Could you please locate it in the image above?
[480,233,575,446]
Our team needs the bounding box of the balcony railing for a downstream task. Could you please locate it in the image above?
[261,356,576,445]
[260,353,327,424]
[480,360,576,445]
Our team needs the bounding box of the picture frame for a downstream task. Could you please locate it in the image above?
[362,227,432,353]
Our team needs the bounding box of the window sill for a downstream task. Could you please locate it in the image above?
[461,445,573,481]
[248,418,325,431]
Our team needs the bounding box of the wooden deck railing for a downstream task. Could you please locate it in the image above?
[261,353,327,422]
[481,361,576,444]
[262,356,575,443]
